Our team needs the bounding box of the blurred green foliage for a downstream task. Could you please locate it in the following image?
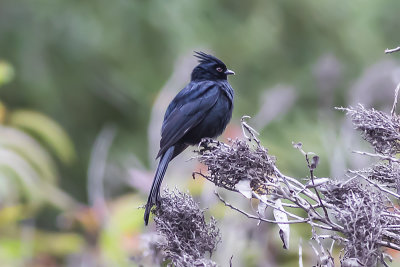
[1,0,400,266]
[0,57,82,265]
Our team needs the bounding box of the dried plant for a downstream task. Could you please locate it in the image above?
[367,162,400,191]
[191,86,400,266]
[152,188,220,267]
[337,104,400,156]
[194,137,276,193]
[323,180,388,266]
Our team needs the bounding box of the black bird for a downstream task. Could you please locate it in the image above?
[144,51,235,225]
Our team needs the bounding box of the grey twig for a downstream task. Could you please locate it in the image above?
[352,150,400,163]
[305,153,331,223]
[299,238,303,267]
[391,82,400,117]
[348,170,400,198]
[214,191,319,226]
[385,46,400,54]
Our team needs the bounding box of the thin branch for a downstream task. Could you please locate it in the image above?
[241,115,262,148]
[381,253,393,267]
[319,235,348,243]
[391,82,400,117]
[305,154,331,223]
[299,238,303,267]
[349,170,400,198]
[378,240,400,251]
[383,225,400,229]
[383,212,400,220]
[382,230,400,244]
[253,192,307,221]
[381,256,390,267]
[385,46,400,54]
[214,191,332,229]
[352,150,399,162]
[215,191,306,224]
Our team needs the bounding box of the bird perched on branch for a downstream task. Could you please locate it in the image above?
[144,51,235,225]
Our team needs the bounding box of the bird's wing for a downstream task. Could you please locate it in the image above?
[157,84,220,158]
[162,81,215,129]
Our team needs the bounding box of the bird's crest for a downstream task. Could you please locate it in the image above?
[194,51,224,65]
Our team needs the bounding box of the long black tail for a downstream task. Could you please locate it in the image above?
[144,146,175,225]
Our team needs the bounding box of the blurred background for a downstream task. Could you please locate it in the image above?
[0,0,400,266]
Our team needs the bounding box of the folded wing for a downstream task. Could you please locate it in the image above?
[157,84,220,158]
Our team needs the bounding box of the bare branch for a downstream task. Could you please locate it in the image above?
[305,153,331,223]
[385,46,400,54]
[348,170,400,198]
[352,150,400,163]
[391,82,400,116]
[377,240,400,251]
[299,239,303,267]
[214,191,316,226]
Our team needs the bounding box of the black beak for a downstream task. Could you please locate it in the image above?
[224,69,235,75]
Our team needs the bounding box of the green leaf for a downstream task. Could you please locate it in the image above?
[0,148,44,206]
[0,126,77,209]
[8,110,76,165]
[0,126,58,183]
[0,152,77,210]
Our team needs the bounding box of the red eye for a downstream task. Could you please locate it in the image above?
[216,67,223,72]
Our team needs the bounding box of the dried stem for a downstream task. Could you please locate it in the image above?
[385,46,400,54]
[391,82,400,117]
[305,153,331,223]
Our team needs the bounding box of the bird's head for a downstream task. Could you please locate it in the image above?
[191,51,235,81]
